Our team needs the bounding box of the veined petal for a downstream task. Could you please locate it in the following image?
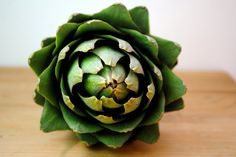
[100,96,122,108]
[94,115,119,124]
[113,83,130,101]
[67,59,83,92]
[124,70,139,93]
[123,94,142,114]
[93,46,124,67]
[83,74,106,96]
[128,54,144,74]
[79,95,103,112]
[80,54,103,74]
[74,38,100,53]
[111,64,126,83]
[60,77,87,117]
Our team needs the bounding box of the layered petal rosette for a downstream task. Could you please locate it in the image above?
[28,3,186,148]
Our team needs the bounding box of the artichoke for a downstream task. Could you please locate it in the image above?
[28,3,186,148]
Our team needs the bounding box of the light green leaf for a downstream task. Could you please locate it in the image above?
[129,6,149,34]
[162,65,186,104]
[40,101,69,132]
[93,3,139,31]
[165,98,184,112]
[38,57,58,107]
[55,39,79,80]
[83,74,106,96]
[53,23,79,56]
[94,130,132,148]
[75,133,98,146]
[60,77,87,117]
[28,42,55,76]
[153,36,181,68]
[59,101,103,133]
[140,91,165,126]
[100,113,145,133]
[135,124,159,144]
[80,54,103,74]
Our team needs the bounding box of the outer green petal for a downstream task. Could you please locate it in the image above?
[75,133,98,146]
[162,65,186,104]
[94,130,132,148]
[153,36,181,68]
[59,101,103,133]
[165,98,184,112]
[73,20,120,39]
[140,91,165,126]
[100,113,145,133]
[40,101,70,132]
[129,6,149,34]
[38,57,58,108]
[68,13,92,23]
[53,23,79,56]
[93,3,139,31]
[33,89,45,106]
[134,124,159,144]
[28,42,55,76]
[120,28,159,65]
[41,37,56,48]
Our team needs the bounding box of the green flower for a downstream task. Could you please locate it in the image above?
[28,3,186,148]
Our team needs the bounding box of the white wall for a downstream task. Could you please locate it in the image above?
[0,0,236,79]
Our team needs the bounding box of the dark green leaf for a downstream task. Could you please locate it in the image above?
[153,36,181,68]
[140,91,165,126]
[129,6,149,34]
[100,113,145,133]
[94,130,132,148]
[28,42,55,76]
[40,101,69,132]
[33,89,45,106]
[73,20,121,39]
[68,13,92,23]
[75,133,98,146]
[41,37,56,48]
[165,98,184,112]
[120,28,159,65]
[38,57,58,107]
[93,3,139,31]
[135,124,159,144]
[59,101,103,133]
[162,65,186,104]
[52,23,79,56]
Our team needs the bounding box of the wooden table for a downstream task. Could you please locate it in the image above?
[0,68,236,157]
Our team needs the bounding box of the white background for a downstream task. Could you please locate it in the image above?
[0,0,235,79]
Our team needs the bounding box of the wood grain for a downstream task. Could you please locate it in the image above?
[0,68,236,157]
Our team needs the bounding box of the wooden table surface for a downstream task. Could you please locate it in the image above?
[0,68,236,157]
